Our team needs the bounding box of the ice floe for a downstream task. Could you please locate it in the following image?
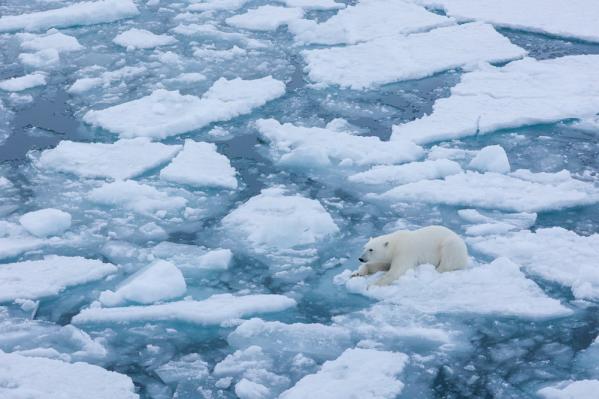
[17,29,83,52]
[538,379,599,399]
[302,22,525,89]
[113,28,177,50]
[68,66,147,95]
[276,0,345,10]
[160,140,238,189]
[392,55,599,144]
[0,73,46,92]
[0,351,138,399]
[468,145,510,174]
[188,0,249,12]
[375,169,599,213]
[280,348,408,399]
[83,77,285,139]
[0,0,139,33]
[348,159,462,186]
[19,208,71,238]
[0,256,117,303]
[151,242,233,271]
[72,293,296,325]
[226,6,304,32]
[37,138,181,180]
[290,0,452,45]
[458,209,536,236]
[471,227,599,300]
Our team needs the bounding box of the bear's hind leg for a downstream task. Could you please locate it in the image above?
[437,236,468,272]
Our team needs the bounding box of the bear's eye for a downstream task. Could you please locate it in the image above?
[369,249,373,252]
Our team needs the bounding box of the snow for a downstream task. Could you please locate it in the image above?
[290,0,452,45]
[160,140,238,189]
[19,208,71,238]
[538,380,599,399]
[0,73,46,92]
[72,293,296,325]
[88,180,187,215]
[276,0,344,10]
[83,77,285,139]
[228,318,352,359]
[226,6,304,32]
[417,0,599,43]
[392,55,599,144]
[342,258,572,318]
[152,242,233,271]
[348,159,462,186]
[375,170,599,213]
[470,227,599,300]
[17,29,83,52]
[0,256,117,302]
[256,118,424,169]
[302,22,526,89]
[0,352,138,399]
[37,138,181,180]
[99,260,186,306]
[468,145,510,173]
[0,0,139,33]
[113,28,177,50]
[222,187,339,249]
[280,348,408,399]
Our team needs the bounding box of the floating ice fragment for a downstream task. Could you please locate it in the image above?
[348,159,462,186]
[468,145,510,173]
[188,0,249,12]
[0,73,46,92]
[19,208,71,238]
[113,28,177,50]
[17,30,83,52]
[538,379,599,399]
[226,6,304,32]
[19,48,60,68]
[276,0,345,10]
[151,242,233,271]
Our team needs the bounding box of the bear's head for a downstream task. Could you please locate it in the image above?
[359,235,392,263]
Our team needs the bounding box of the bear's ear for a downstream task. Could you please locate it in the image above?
[384,241,389,247]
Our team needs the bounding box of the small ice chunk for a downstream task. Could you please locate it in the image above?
[0,0,139,33]
[0,73,46,92]
[256,118,424,169]
[19,208,71,237]
[68,66,147,95]
[392,55,599,144]
[0,236,46,260]
[348,159,462,186]
[0,352,137,398]
[83,77,285,139]
[99,260,186,306]
[470,227,599,300]
[302,22,525,89]
[226,6,304,32]
[375,170,599,212]
[37,138,181,180]
[458,209,536,236]
[196,249,233,270]
[152,242,233,271]
[18,30,83,52]
[213,346,272,377]
[88,180,187,215]
[235,379,270,399]
[280,348,408,399]
[113,28,177,50]
[290,0,452,45]
[276,0,344,10]
[0,255,117,302]
[72,293,296,325]
[222,187,339,249]
[538,380,599,399]
[160,140,238,189]
[155,354,209,384]
[468,145,510,173]
[19,48,60,68]
[188,0,249,12]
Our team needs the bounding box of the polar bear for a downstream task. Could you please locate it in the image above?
[351,225,468,286]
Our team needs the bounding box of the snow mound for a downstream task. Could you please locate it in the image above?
[113,28,177,50]
[0,256,117,302]
[37,138,181,180]
[83,77,285,139]
[160,140,237,189]
[302,22,525,89]
[19,208,71,237]
[280,348,408,399]
[392,55,599,144]
[72,293,296,325]
[0,352,137,399]
[0,73,46,92]
[226,6,304,31]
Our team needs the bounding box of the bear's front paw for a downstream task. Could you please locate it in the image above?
[350,270,364,278]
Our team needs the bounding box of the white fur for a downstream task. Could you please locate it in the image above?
[352,225,468,286]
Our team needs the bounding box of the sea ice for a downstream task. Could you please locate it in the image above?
[280,348,408,399]
[19,48,60,68]
[467,145,510,173]
[538,379,599,399]
[458,209,536,236]
[0,0,139,33]
[37,138,181,180]
[302,22,525,89]
[188,0,249,12]
[151,242,233,271]
[113,28,177,50]
[392,55,599,144]
[0,73,46,92]
[68,66,147,95]
[19,208,71,237]
[290,0,452,45]
[275,0,345,10]
[17,29,83,52]
[470,227,599,300]
[0,352,138,399]
[221,187,339,249]
[348,159,462,186]
[226,6,304,32]
[0,255,117,302]
[160,140,238,189]
[72,293,296,325]
[83,77,285,139]
[99,260,186,306]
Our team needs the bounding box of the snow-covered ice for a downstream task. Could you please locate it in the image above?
[538,379,599,399]
[113,28,177,50]
[151,242,233,271]
[348,159,462,186]
[392,55,599,144]
[0,256,116,302]
[17,30,83,52]
[302,22,526,89]
[19,208,71,237]
[276,0,344,10]
[226,6,304,32]
[83,77,285,139]
[160,140,238,189]
[468,145,510,174]
[0,73,46,92]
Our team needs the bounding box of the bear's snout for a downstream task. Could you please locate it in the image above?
[358,257,366,263]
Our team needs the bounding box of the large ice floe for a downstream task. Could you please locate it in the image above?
[302,22,526,89]
[392,55,599,144]
[83,77,285,139]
